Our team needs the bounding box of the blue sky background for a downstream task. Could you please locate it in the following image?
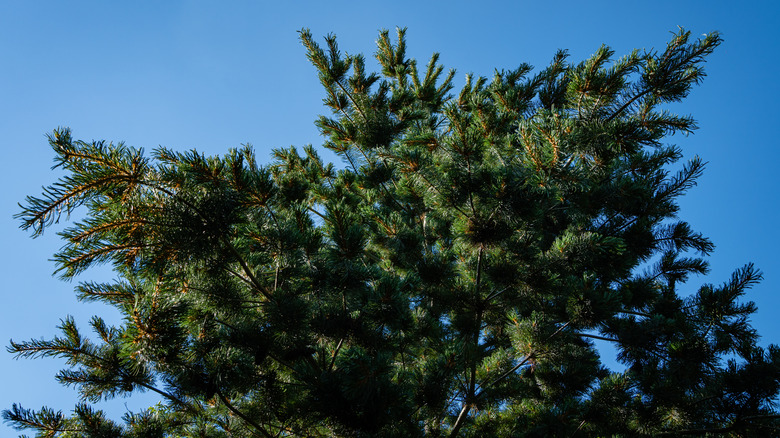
[1,1,778,433]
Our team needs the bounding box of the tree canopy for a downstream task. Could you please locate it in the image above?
[7,28,780,437]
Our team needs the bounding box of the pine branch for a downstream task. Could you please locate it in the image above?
[17,172,141,237]
[2,404,72,436]
[479,322,571,394]
[139,181,274,301]
[606,30,721,122]
[657,414,780,436]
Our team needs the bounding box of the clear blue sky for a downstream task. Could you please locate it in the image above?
[2,1,778,433]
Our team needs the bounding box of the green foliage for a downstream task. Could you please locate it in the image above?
[8,28,780,437]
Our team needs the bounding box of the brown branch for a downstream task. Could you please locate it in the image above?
[577,332,619,343]
[217,390,274,438]
[448,247,485,438]
[328,338,345,371]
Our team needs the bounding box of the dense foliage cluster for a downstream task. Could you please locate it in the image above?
[7,28,780,437]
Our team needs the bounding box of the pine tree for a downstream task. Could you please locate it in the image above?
[7,28,780,437]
